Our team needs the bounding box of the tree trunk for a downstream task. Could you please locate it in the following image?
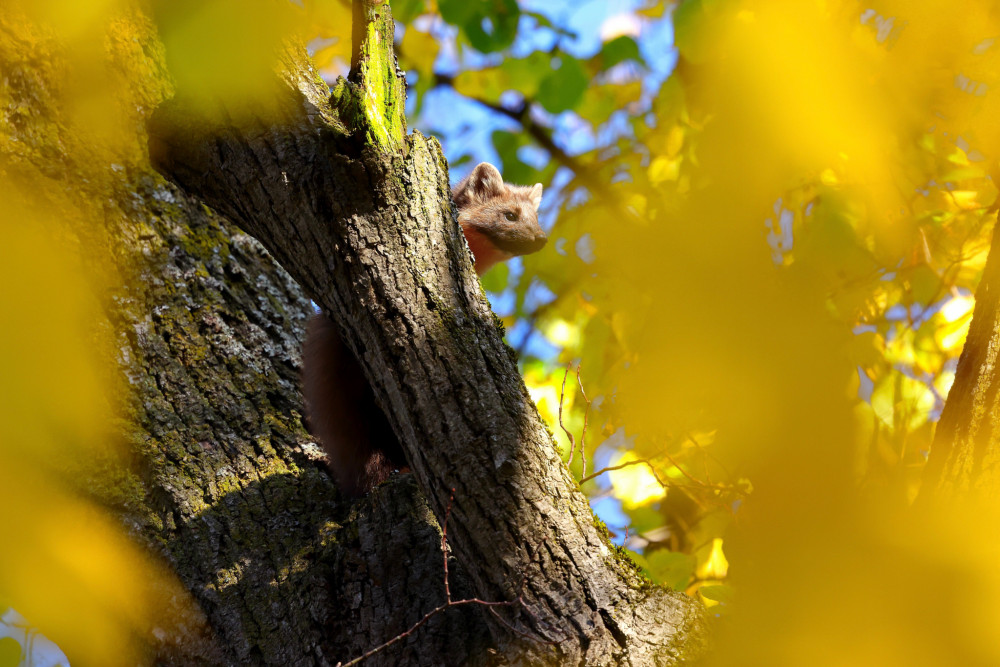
[148,0,707,659]
[112,177,493,666]
[3,3,707,665]
[923,213,1000,500]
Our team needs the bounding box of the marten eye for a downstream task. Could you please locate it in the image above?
[504,211,519,222]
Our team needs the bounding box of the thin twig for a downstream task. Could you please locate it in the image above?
[558,364,592,477]
[580,458,664,485]
[558,366,577,465]
[661,450,707,488]
[337,490,559,666]
[442,489,454,603]
[580,458,733,493]
[575,365,591,477]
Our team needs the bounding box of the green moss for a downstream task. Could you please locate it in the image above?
[176,217,231,259]
[593,513,611,540]
[491,312,507,336]
[334,3,407,153]
[331,76,361,128]
[81,449,148,510]
[316,520,341,548]
[593,507,654,589]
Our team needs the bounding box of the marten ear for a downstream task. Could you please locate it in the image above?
[466,162,505,201]
[529,183,543,210]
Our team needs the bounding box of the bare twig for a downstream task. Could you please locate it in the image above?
[443,489,454,602]
[580,458,667,486]
[337,490,559,666]
[662,450,707,488]
[558,366,578,465]
[580,457,735,495]
[575,365,591,478]
[558,364,592,476]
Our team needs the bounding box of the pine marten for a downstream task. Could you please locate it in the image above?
[302,163,546,497]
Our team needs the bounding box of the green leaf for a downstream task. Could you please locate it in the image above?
[438,0,478,26]
[464,0,521,53]
[600,36,644,69]
[645,549,697,591]
[536,56,589,114]
[577,82,642,125]
[393,0,428,25]
[699,584,735,604]
[442,0,521,53]
[0,637,21,667]
[453,52,550,104]
[499,51,550,99]
[480,262,510,292]
[450,154,473,169]
[673,0,713,64]
[492,129,526,174]
[624,503,663,534]
[908,264,941,306]
[492,128,524,156]
[523,10,578,39]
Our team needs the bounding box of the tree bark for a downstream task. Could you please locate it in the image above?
[111,177,493,666]
[147,3,707,661]
[923,213,1000,500]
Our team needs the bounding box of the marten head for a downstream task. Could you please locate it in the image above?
[452,162,547,275]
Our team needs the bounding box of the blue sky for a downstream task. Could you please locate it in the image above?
[412,0,677,182]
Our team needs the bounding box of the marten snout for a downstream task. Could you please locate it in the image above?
[526,231,548,253]
[495,230,547,255]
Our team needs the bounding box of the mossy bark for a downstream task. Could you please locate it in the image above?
[342,0,407,153]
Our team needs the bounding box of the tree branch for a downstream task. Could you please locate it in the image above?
[149,3,707,662]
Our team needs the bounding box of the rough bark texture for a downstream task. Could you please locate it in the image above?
[113,178,492,666]
[149,21,707,667]
[924,214,1000,500]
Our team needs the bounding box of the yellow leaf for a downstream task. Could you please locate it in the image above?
[401,26,439,78]
[696,538,729,580]
[649,156,680,184]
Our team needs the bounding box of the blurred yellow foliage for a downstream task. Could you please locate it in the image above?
[0,1,204,662]
[695,537,728,581]
[548,0,1000,663]
[0,194,184,665]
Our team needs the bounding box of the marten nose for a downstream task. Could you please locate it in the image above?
[528,232,547,253]
[496,231,548,255]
